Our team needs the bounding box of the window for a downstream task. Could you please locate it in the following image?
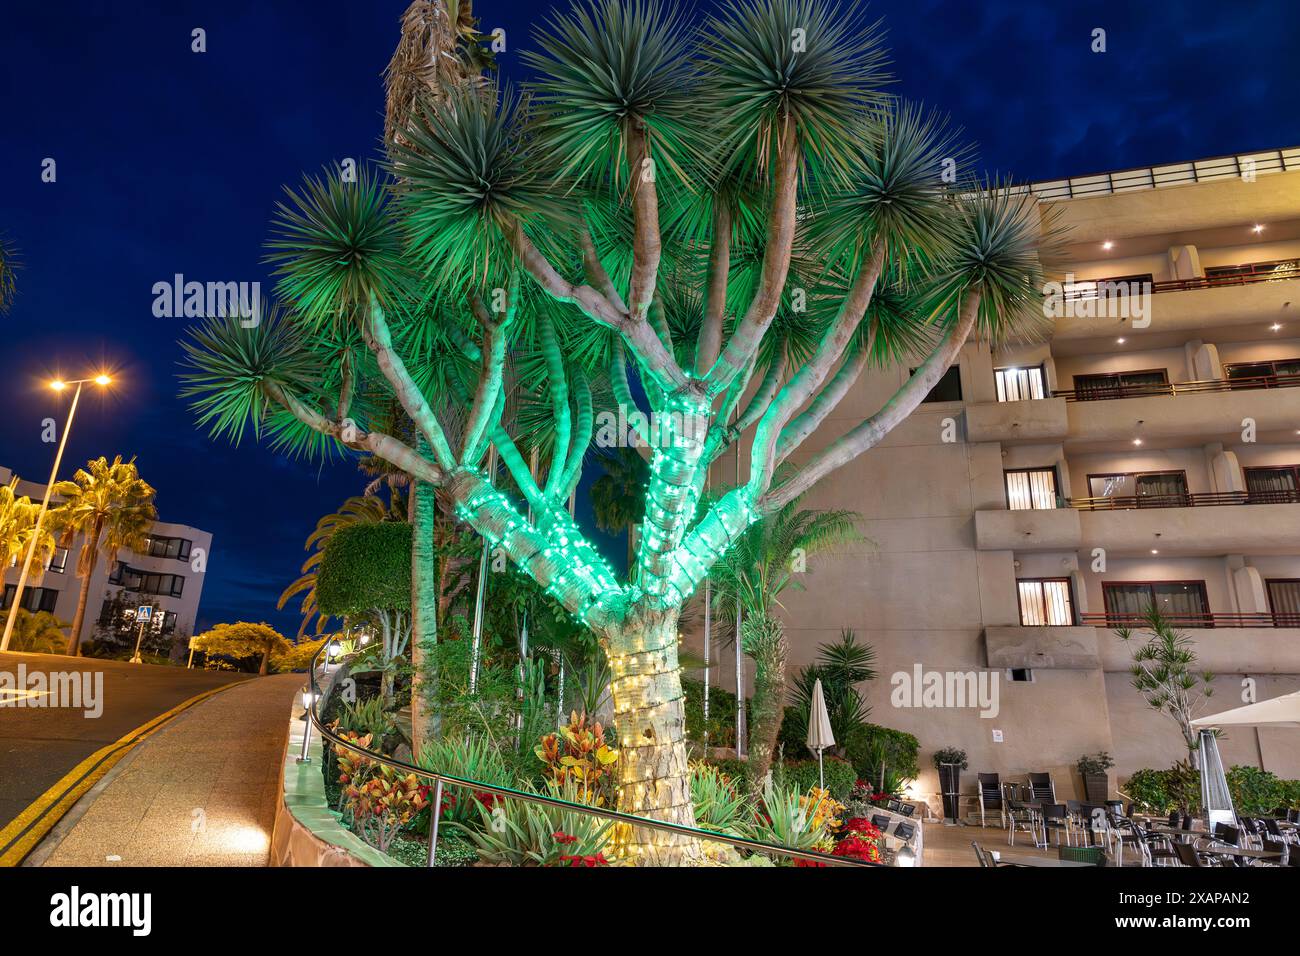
[1005,468,1059,510]
[1245,465,1300,503]
[46,547,68,574]
[1007,668,1035,683]
[1102,581,1211,626]
[1267,580,1300,627]
[1073,369,1170,400]
[1224,358,1300,388]
[1085,471,1189,507]
[110,562,185,597]
[1018,578,1075,626]
[911,365,962,403]
[995,365,1046,402]
[2,585,58,613]
[142,536,192,561]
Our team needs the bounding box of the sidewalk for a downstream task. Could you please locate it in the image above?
[34,673,302,867]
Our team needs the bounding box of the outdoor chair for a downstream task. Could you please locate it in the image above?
[977,773,1005,828]
[1027,772,1055,803]
[1172,841,1204,867]
[1105,813,1149,866]
[1260,837,1289,866]
[1006,799,1040,847]
[1040,803,1073,847]
[1212,823,1241,847]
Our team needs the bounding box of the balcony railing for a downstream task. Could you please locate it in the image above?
[1054,373,1300,402]
[1023,147,1298,201]
[1060,261,1300,301]
[1068,489,1300,510]
[1081,611,1300,629]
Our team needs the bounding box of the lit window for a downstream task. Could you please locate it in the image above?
[1018,579,1075,626]
[995,365,1046,402]
[1006,468,1058,510]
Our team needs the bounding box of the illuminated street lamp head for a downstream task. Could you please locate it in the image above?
[95,374,112,386]
[50,380,66,391]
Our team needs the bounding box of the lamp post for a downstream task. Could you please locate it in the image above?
[0,374,112,653]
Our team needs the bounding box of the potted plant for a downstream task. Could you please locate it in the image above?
[933,747,968,821]
[1076,752,1114,803]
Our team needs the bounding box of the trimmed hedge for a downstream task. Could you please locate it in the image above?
[316,521,412,616]
[1125,763,1300,815]
[777,757,857,803]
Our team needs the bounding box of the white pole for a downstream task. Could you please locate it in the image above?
[731,406,745,758]
[1,382,82,653]
[702,576,710,753]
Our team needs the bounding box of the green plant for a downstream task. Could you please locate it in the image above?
[1123,762,1202,814]
[535,711,620,806]
[343,764,430,853]
[454,781,614,866]
[774,756,856,803]
[271,636,328,672]
[333,696,396,738]
[1077,752,1115,776]
[684,679,749,752]
[745,780,826,858]
[1226,765,1284,816]
[932,747,968,771]
[842,722,919,790]
[416,734,513,824]
[1115,605,1215,764]
[0,609,70,654]
[690,762,752,835]
[783,631,876,758]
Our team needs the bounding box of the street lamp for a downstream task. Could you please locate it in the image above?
[0,374,113,653]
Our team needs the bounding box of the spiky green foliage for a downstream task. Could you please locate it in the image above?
[1,609,69,654]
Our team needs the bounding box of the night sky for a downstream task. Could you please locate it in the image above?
[2,1,1297,637]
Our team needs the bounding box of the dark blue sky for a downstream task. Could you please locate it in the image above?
[2,1,1297,637]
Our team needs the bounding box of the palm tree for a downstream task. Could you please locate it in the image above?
[0,238,18,315]
[590,447,648,574]
[48,457,157,656]
[2,609,71,654]
[709,492,862,786]
[0,476,57,582]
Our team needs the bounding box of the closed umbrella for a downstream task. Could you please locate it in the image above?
[806,678,836,790]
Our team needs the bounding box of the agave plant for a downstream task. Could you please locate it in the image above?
[454,779,615,866]
[178,0,1061,861]
[689,762,752,835]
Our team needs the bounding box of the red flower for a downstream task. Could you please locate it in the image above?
[558,853,608,867]
[552,831,578,845]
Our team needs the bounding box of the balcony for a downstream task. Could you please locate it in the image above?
[975,508,1080,551]
[984,625,1099,670]
[965,396,1068,444]
[1069,490,1300,509]
[1063,380,1300,446]
[1088,616,1300,675]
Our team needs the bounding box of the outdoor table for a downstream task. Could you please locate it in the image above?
[1197,844,1283,863]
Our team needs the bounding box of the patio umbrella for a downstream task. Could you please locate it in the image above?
[806,678,835,790]
[1197,729,1236,831]
[1190,689,1300,729]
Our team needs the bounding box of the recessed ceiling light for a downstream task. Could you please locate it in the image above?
[1133,438,1143,446]
[1253,224,1265,234]
[1151,549,1159,555]
[1102,240,1114,250]
[1271,323,1283,331]
[1116,337,1126,344]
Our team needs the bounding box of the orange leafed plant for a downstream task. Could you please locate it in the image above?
[535,711,620,806]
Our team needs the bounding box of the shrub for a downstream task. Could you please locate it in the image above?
[844,723,920,788]
[453,781,613,867]
[690,762,751,835]
[271,636,328,673]
[1226,765,1284,816]
[683,678,749,751]
[775,757,856,803]
[417,735,513,824]
[1123,762,1201,813]
[744,781,826,857]
[192,621,292,674]
[1123,767,1170,813]
[534,711,620,807]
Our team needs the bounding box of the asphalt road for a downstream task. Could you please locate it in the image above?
[0,652,248,834]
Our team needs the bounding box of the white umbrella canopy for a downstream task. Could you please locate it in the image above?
[1190,690,1300,729]
[807,679,836,790]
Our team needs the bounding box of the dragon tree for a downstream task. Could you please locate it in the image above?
[181,0,1056,861]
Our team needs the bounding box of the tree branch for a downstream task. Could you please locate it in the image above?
[626,123,662,323]
[695,203,731,376]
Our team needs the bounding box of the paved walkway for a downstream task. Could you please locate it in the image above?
[34,673,301,867]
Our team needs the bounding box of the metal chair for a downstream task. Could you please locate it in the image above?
[1006,799,1040,847]
[1027,772,1056,803]
[1041,803,1073,847]
[977,773,1005,828]
[1172,841,1204,867]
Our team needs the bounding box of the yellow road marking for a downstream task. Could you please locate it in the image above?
[0,679,248,866]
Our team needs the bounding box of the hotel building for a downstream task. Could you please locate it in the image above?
[699,146,1300,808]
[1,465,212,656]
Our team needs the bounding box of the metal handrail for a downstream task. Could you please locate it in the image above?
[1023,147,1297,201]
[304,646,880,867]
[1054,373,1300,402]
[1068,490,1300,510]
[1080,612,1300,629]
[1060,263,1300,300]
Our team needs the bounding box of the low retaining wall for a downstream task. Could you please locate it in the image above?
[268,665,403,868]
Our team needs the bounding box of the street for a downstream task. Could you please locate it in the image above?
[0,652,248,852]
